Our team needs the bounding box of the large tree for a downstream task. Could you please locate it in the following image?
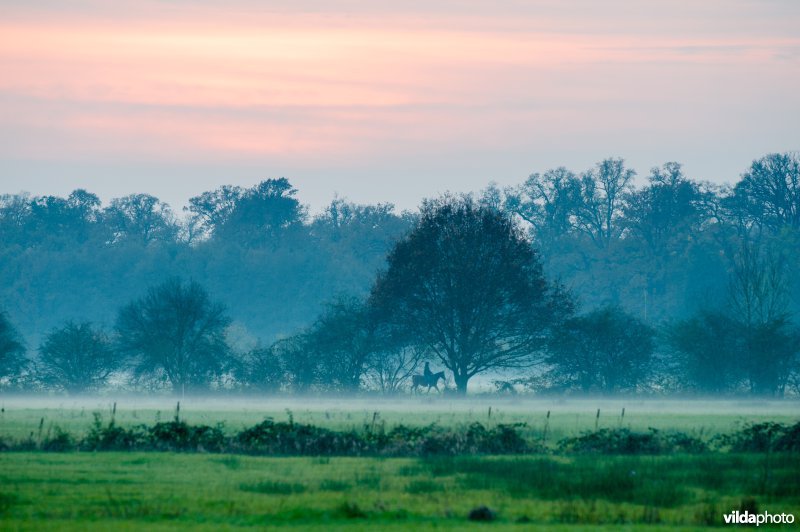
[115,278,231,394]
[37,321,118,394]
[370,195,571,394]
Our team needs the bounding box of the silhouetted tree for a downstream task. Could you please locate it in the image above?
[37,321,118,394]
[668,310,743,393]
[728,243,799,396]
[370,195,571,394]
[116,278,231,394]
[574,158,636,248]
[312,198,410,252]
[733,152,800,233]
[307,296,374,392]
[233,344,286,393]
[271,334,318,393]
[186,184,245,240]
[0,190,103,247]
[546,305,655,393]
[215,178,307,246]
[365,320,426,394]
[624,163,710,252]
[0,310,26,386]
[503,167,581,245]
[104,193,178,245]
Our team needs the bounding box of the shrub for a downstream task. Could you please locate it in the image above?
[148,421,226,452]
[715,422,792,453]
[336,502,367,519]
[773,422,800,452]
[40,427,74,452]
[558,428,706,455]
[468,505,496,521]
[235,418,368,455]
[84,413,144,451]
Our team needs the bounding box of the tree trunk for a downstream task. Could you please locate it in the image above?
[454,373,470,395]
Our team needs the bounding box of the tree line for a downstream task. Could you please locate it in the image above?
[1,152,799,396]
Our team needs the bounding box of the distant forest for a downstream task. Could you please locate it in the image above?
[1,152,799,395]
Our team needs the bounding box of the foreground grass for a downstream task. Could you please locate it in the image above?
[1,452,798,530]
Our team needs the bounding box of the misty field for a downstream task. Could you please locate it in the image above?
[2,396,798,440]
[1,397,799,530]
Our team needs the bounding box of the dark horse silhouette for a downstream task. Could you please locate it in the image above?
[411,371,445,393]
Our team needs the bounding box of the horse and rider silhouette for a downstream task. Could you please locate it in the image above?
[411,362,446,394]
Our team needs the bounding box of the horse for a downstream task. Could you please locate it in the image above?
[411,371,445,394]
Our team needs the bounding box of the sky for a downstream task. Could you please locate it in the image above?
[1,0,799,213]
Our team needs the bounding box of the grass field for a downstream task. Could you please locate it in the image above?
[1,452,799,530]
[1,396,799,530]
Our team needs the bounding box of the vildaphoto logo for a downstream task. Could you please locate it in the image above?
[723,510,795,526]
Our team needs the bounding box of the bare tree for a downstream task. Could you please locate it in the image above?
[574,158,636,248]
[366,328,425,394]
[729,242,790,327]
[728,242,799,396]
[502,167,581,244]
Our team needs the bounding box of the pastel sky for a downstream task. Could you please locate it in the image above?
[1,0,799,212]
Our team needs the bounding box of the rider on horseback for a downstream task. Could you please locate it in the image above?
[412,362,445,393]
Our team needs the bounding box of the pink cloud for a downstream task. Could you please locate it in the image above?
[0,5,797,167]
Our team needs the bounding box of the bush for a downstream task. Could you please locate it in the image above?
[84,413,144,451]
[41,427,74,452]
[558,428,706,455]
[148,421,226,452]
[235,418,367,455]
[774,422,800,452]
[717,422,800,453]
[379,423,532,456]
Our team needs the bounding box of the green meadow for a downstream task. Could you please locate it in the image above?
[1,397,799,530]
[1,452,799,530]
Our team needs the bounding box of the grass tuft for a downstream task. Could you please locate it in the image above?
[239,481,307,495]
